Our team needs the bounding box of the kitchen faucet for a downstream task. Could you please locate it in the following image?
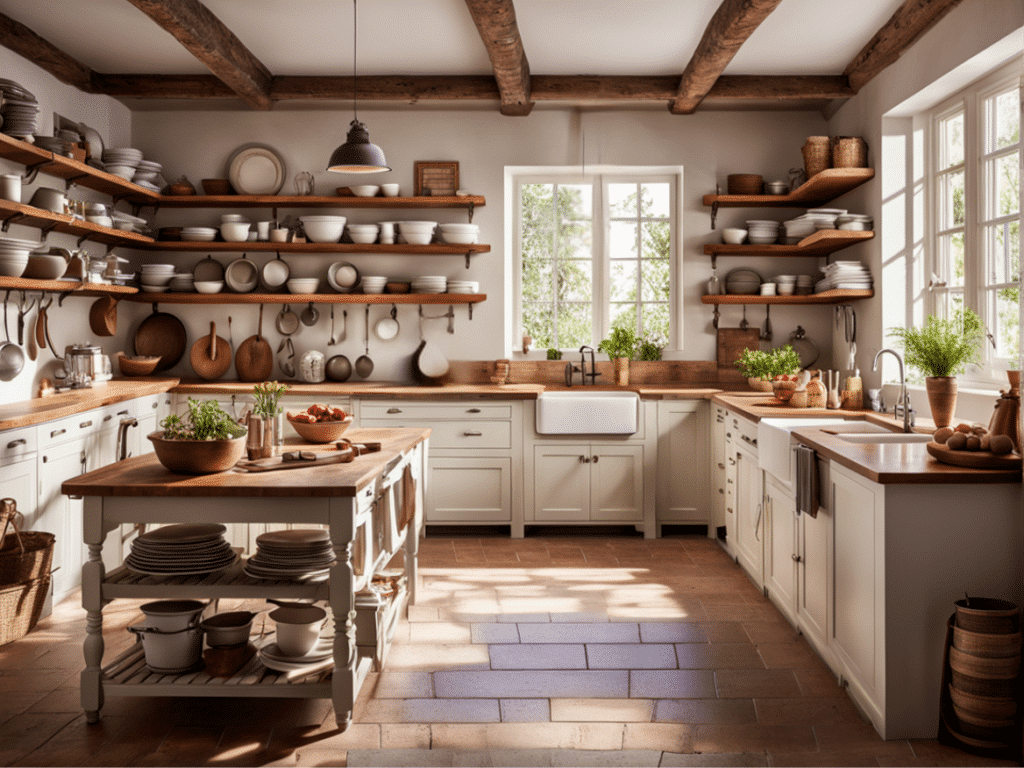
[116,417,138,462]
[578,345,601,385]
[872,349,914,432]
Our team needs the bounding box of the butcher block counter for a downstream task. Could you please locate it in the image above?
[64,427,429,731]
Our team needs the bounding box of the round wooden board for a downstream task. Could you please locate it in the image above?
[926,441,1022,470]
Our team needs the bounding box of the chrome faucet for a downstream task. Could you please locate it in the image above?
[578,345,601,385]
[872,349,914,432]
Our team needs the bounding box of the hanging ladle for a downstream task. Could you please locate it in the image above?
[300,302,319,327]
[328,305,337,345]
[0,291,25,382]
[354,305,374,378]
[760,305,773,341]
[739,304,749,330]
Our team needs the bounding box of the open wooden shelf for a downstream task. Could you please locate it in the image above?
[704,229,873,259]
[0,199,155,247]
[121,292,486,305]
[137,241,490,255]
[701,289,873,305]
[136,194,486,211]
[703,168,875,209]
[0,276,138,296]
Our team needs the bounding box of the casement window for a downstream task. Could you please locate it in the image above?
[510,168,681,355]
[929,59,1021,380]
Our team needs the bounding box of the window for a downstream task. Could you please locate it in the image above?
[511,168,680,354]
[929,60,1021,380]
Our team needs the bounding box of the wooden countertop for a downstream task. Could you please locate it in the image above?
[61,428,429,498]
[0,378,179,431]
[791,425,1021,485]
[711,392,873,421]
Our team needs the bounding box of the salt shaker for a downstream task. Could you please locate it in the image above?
[826,370,842,409]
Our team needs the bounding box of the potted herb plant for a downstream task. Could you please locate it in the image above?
[888,308,984,427]
[249,381,290,459]
[598,327,638,386]
[150,398,247,474]
[734,345,801,392]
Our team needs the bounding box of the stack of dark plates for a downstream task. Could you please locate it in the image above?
[243,529,336,582]
[0,79,38,138]
[125,523,238,576]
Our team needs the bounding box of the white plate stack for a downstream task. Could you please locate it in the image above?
[782,216,817,243]
[438,223,479,244]
[819,260,873,291]
[411,276,447,294]
[836,213,873,231]
[446,280,479,294]
[243,529,337,582]
[102,148,144,181]
[125,523,237,576]
[804,208,847,230]
[0,236,39,278]
[181,227,218,242]
[0,79,39,138]
[132,160,163,191]
[139,263,175,293]
[746,220,781,244]
[169,273,194,292]
[258,637,335,675]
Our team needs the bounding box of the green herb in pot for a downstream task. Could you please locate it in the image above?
[160,398,246,441]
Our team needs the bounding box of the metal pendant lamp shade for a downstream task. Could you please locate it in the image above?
[327,0,390,174]
[328,119,390,173]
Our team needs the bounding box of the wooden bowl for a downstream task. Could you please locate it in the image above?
[287,417,352,444]
[385,282,411,294]
[166,183,196,196]
[148,431,247,474]
[202,178,234,195]
[949,685,1017,722]
[117,353,161,377]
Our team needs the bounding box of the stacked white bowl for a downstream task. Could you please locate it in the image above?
[438,223,480,245]
[782,216,817,243]
[299,215,346,243]
[746,220,781,245]
[446,280,479,294]
[804,208,846,230]
[397,221,436,246]
[773,274,797,296]
[361,276,387,294]
[411,276,446,294]
[220,215,251,243]
[181,227,217,242]
[286,278,319,295]
[132,160,163,189]
[346,224,379,244]
[140,264,175,293]
[836,213,874,231]
[0,236,35,277]
[169,273,194,292]
[796,275,815,295]
[102,147,144,181]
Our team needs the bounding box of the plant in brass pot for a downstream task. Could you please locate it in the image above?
[249,381,290,460]
[735,345,801,393]
[150,398,247,474]
[888,308,984,428]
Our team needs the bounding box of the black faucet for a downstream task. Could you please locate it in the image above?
[579,345,601,385]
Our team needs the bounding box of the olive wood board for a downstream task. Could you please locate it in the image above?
[234,441,382,473]
[926,441,1022,470]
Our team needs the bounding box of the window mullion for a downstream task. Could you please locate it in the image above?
[593,176,607,348]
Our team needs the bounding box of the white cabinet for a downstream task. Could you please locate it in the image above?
[531,443,644,524]
[710,405,727,538]
[656,401,710,531]
[764,472,797,623]
[0,425,38,541]
[731,437,763,587]
[38,429,89,605]
[427,457,512,523]
[796,460,831,663]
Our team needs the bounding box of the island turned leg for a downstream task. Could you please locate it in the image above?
[81,498,107,723]
[329,498,357,730]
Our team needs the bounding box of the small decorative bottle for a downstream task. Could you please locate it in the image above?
[805,372,826,409]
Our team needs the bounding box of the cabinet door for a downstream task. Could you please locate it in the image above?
[0,458,36,533]
[533,444,590,521]
[427,457,511,522]
[797,459,830,659]
[732,443,763,586]
[656,402,708,523]
[830,464,884,709]
[764,475,797,626]
[711,407,727,532]
[590,445,643,522]
[38,439,88,605]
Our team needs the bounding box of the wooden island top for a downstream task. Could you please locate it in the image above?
[62,428,430,498]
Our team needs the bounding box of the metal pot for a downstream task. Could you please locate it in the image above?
[200,610,256,647]
[128,624,204,672]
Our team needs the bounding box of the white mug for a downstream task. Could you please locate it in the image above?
[255,221,271,240]
[760,282,777,296]
[0,174,21,203]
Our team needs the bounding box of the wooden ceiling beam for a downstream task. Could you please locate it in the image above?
[0,12,95,92]
[671,0,784,114]
[708,75,855,101]
[124,0,274,110]
[272,75,500,101]
[844,0,965,92]
[463,0,533,116]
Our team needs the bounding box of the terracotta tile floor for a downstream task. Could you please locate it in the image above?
[0,530,1014,767]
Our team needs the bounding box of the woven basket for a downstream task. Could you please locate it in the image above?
[832,137,867,168]
[0,577,49,646]
[0,531,55,585]
[802,137,832,179]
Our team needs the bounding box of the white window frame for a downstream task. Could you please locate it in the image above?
[505,165,683,358]
[926,58,1022,385]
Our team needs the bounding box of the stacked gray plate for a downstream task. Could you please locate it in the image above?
[125,523,237,576]
[243,529,336,582]
[0,79,38,138]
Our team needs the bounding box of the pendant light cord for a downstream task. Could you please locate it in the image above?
[352,0,358,122]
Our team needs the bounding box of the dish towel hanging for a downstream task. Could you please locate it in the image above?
[795,444,820,518]
[399,464,416,533]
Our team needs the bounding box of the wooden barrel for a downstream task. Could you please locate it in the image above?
[955,598,1020,634]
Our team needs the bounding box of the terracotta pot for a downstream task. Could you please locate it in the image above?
[613,357,629,386]
[925,376,958,428]
[747,377,773,392]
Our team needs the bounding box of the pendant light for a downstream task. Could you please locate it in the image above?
[327,0,390,173]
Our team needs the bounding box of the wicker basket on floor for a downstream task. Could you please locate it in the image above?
[0,577,49,646]
[0,498,55,585]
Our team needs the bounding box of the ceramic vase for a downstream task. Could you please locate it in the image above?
[613,357,629,386]
[925,376,958,428]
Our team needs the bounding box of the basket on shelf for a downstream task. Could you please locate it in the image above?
[0,498,55,646]
[802,136,832,179]
[832,137,868,168]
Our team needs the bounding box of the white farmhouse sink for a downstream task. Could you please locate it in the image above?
[837,432,932,444]
[535,391,640,434]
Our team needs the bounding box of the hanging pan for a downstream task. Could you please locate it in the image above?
[133,304,187,372]
[190,321,231,381]
[235,304,274,382]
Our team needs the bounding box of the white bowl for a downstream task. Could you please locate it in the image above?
[140,274,174,287]
[380,184,400,197]
[349,232,377,244]
[181,232,217,242]
[220,222,251,243]
[270,605,327,657]
[261,259,290,289]
[104,164,136,179]
[86,215,113,227]
[400,233,433,245]
[721,228,747,245]
[438,223,479,233]
[346,224,379,232]
[440,233,477,245]
[397,221,437,234]
[300,217,346,243]
[194,281,224,294]
[0,255,27,277]
[777,284,795,295]
[327,262,360,292]
[140,599,206,632]
[349,185,379,197]
[748,235,778,244]
[287,278,320,294]
[220,214,247,223]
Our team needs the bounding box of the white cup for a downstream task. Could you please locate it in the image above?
[0,174,21,203]
[269,228,290,243]
[255,221,271,240]
[378,221,395,244]
[760,283,777,296]
[380,184,400,197]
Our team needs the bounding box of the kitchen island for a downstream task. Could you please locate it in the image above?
[61,427,429,730]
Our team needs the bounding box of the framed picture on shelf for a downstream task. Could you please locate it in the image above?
[414,161,459,197]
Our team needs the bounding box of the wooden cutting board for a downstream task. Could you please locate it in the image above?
[717,328,760,368]
[235,447,355,473]
[926,441,1022,470]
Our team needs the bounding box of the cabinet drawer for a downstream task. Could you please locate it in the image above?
[360,403,511,421]
[39,408,102,450]
[727,411,759,450]
[362,419,511,449]
[0,425,37,463]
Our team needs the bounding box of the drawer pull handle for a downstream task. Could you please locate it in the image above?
[68,495,83,500]
[103,415,112,422]
[579,455,591,463]
[152,402,159,409]
[387,408,402,414]
[117,409,129,416]
[50,428,66,438]
[463,430,483,437]
[717,463,725,469]
[592,455,599,464]
[6,438,26,449]
[726,432,732,438]
[728,458,736,465]
[467,408,481,413]
[79,420,93,429]
[792,554,802,563]
[719,488,724,494]
[741,435,758,447]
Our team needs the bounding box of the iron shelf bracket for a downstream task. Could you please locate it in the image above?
[710,254,717,271]
[710,200,719,230]
[39,222,60,241]
[22,159,51,185]
[1,213,26,232]
[77,232,95,247]
[64,173,89,192]
[464,251,472,269]
[468,302,474,320]
[712,304,720,330]
[467,201,475,223]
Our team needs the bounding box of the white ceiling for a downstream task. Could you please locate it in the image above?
[0,0,907,96]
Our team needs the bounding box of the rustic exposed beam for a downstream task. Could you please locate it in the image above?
[844,0,965,92]
[124,0,273,110]
[707,75,854,101]
[671,0,784,115]
[463,0,533,116]
[272,75,500,102]
[0,12,95,92]
[95,74,237,99]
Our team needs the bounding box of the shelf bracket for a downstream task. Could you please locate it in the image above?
[39,222,60,241]
[272,207,279,224]
[467,201,475,223]
[468,302,474,320]
[105,244,118,256]
[710,254,717,272]
[464,251,472,269]
[77,232,95,247]
[710,200,719,230]
[58,290,74,307]
[22,161,49,185]
[712,304,720,330]
[1,213,26,232]
[63,173,88,192]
